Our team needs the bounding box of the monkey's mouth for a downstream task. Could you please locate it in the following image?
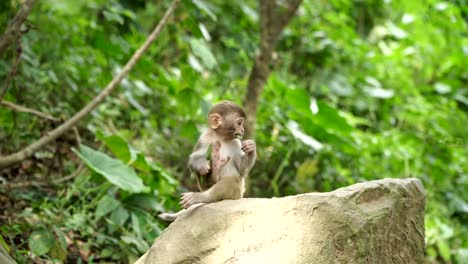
[234,134,243,140]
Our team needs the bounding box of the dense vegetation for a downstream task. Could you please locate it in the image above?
[0,0,467,263]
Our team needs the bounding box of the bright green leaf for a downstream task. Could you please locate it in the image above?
[110,206,130,227]
[97,133,135,164]
[285,87,310,115]
[437,240,451,261]
[73,144,149,193]
[192,0,217,21]
[314,101,354,134]
[28,230,55,256]
[189,38,217,69]
[96,195,121,220]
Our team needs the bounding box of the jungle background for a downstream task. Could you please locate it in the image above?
[0,0,467,263]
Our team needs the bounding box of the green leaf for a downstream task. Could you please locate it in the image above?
[110,206,130,227]
[285,87,310,115]
[49,240,67,261]
[434,83,451,94]
[180,121,198,140]
[66,213,87,230]
[103,10,124,25]
[125,194,164,212]
[152,164,178,185]
[96,195,121,220]
[131,213,142,238]
[121,235,149,253]
[97,133,136,164]
[28,230,55,256]
[437,240,451,262]
[314,101,353,135]
[51,227,67,260]
[73,144,149,193]
[132,153,152,172]
[192,0,217,21]
[0,235,11,253]
[189,38,217,69]
[53,226,67,250]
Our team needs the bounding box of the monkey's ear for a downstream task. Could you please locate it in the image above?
[209,113,223,129]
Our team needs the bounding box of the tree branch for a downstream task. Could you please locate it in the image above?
[1,100,59,121]
[243,0,302,139]
[0,0,180,169]
[0,0,37,57]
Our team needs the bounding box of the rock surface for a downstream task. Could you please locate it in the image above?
[136,178,425,264]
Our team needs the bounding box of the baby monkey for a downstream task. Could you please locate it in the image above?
[159,101,256,221]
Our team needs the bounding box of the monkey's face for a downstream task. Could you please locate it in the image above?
[208,101,246,140]
[230,116,245,139]
[218,114,244,140]
[210,113,244,140]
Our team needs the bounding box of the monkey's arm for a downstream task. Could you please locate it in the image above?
[240,140,256,176]
[188,131,214,175]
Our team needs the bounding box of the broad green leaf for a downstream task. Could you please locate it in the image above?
[363,76,394,99]
[0,235,10,253]
[189,38,217,69]
[110,206,130,227]
[132,153,153,173]
[287,121,323,150]
[192,0,217,21]
[97,133,136,164]
[314,101,354,134]
[285,87,310,115]
[121,235,149,253]
[100,247,114,258]
[180,121,198,140]
[53,226,67,250]
[96,195,121,220]
[131,213,142,238]
[290,111,355,153]
[364,87,395,98]
[327,75,353,96]
[437,240,451,262]
[434,83,451,94]
[73,144,149,193]
[66,213,87,230]
[49,240,67,261]
[456,249,468,264]
[103,10,124,25]
[28,230,55,256]
[152,164,178,185]
[125,194,164,212]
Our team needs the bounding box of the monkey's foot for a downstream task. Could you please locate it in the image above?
[180,192,200,209]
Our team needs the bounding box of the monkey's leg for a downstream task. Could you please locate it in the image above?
[180,177,242,209]
[180,191,211,209]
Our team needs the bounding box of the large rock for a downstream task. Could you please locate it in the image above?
[137,178,425,264]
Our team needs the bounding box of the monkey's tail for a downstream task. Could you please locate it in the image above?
[158,203,205,222]
[158,211,183,222]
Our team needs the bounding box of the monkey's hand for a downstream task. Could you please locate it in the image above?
[180,192,205,209]
[196,160,211,175]
[241,140,256,154]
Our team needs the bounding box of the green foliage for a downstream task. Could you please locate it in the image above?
[73,144,149,193]
[2,133,178,262]
[0,0,467,263]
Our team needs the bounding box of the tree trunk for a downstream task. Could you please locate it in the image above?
[243,0,302,139]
